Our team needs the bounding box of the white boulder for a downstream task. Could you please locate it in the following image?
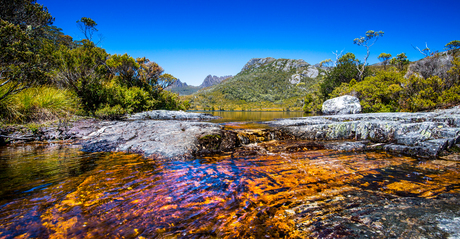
[322,95,361,115]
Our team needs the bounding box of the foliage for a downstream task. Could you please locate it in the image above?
[0,0,55,102]
[0,0,53,36]
[445,40,460,56]
[56,40,108,113]
[77,17,98,42]
[189,59,317,111]
[106,53,140,87]
[302,83,324,113]
[103,83,156,114]
[331,56,460,113]
[378,53,392,70]
[319,59,333,67]
[319,53,369,98]
[94,104,126,120]
[390,53,409,71]
[0,85,77,123]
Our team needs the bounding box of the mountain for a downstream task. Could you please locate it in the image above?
[200,75,232,88]
[187,57,324,111]
[167,75,233,95]
[168,79,188,88]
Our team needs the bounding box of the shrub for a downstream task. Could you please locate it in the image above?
[0,86,77,123]
[94,104,126,120]
[104,83,156,114]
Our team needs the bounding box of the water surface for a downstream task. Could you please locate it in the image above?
[1,140,460,238]
[191,111,306,123]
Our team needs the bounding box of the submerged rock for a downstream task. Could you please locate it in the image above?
[322,95,361,115]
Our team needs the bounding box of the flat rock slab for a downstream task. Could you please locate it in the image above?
[127,110,219,121]
[81,120,223,160]
[265,107,460,158]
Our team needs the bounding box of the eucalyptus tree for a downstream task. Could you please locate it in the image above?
[353,30,384,81]
[0,0,54,102]
[378,53,392,70]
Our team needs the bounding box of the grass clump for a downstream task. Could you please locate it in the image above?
[0,86,78,124]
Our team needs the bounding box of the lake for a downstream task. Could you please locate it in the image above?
[190,111,307,123]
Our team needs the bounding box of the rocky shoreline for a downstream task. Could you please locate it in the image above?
[2,108,460,160]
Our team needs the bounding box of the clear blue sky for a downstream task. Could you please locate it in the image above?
[38,0,460,86]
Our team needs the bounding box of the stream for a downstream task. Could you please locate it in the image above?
[1,113,460,238]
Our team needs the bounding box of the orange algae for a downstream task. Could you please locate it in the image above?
[0,141,459,238]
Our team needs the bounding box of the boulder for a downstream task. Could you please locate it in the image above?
[322,95,361,115]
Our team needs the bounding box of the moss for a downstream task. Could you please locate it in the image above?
[200,134,222,140]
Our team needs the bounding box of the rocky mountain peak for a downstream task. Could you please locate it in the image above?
[199,75,232,88]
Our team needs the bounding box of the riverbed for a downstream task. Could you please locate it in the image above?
[1,113,460,238]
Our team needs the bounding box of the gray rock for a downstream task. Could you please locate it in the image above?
[265,106,460,158]
[322,95,362,115]
[81,120,225,160]
[127,110,219,121]
[405,54,453,79]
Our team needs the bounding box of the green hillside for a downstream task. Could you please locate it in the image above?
[186,58,325,111]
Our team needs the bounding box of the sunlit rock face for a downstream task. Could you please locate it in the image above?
[267,106,460,158]
[322,95,362,115]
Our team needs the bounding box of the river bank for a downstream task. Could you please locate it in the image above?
[2,107,460,159]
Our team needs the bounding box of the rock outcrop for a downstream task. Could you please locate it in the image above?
[81,120,233,160]
[241,57,310,73]
[405,54,453,79]
[266,106,460,158]
[322,95,361,115]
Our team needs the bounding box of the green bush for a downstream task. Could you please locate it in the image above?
[94,104,127,120]
[103,83,156,114]
[0,86,78,123]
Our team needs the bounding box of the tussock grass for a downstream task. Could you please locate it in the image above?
[0,86,78,123]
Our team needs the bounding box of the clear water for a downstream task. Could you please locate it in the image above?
[1,140,460,238]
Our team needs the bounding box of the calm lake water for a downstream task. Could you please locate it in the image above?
[1,138,460,238]
[190,111,307,123]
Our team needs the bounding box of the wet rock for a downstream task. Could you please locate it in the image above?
[267,106,460,158]
[81,120,223,160]
[127,110,219,121]
[322,95,361,115]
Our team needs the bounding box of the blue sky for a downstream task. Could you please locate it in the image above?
[39,0,460,86]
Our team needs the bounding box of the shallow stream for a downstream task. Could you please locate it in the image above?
[1,115,460,238]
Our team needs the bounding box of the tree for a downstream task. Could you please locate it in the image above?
[445,40,460,56]
[0,0,54,102]
[390,53,409,71]
[56,40,108,113]
[156,73,177,91]
[319,59,333,68]
[106,53,139,87]
[320,53,367,98]
[378,53,392,70]
[353,30,384,80]
[77,17,98,42]
[136,57,164,88]
[0,0,53,36]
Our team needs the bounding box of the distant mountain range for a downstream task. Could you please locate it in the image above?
[166,75,233,95]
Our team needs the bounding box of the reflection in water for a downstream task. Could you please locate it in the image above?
[0,141,460,238]
[192,111,306,123]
